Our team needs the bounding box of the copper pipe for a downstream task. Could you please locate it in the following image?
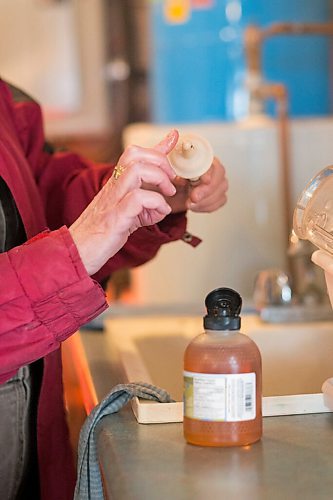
[253,83,291,261]
[245,22,333,77]
[263,22,333,37]
[244,21,333,271]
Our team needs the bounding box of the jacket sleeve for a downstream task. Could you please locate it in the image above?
[0,226,107,383]
[10,91,188,282]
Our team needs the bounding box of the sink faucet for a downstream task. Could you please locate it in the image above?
[244,22,333,289]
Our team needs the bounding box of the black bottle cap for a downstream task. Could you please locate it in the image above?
[203,287,242,330]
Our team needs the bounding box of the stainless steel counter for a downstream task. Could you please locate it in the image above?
[80,329,333,500]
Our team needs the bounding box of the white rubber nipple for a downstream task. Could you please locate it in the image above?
[168,133,214,180]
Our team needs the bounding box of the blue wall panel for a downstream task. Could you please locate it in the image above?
[150,0,332,123]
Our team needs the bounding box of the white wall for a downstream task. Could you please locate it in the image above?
[0,0,110,137]
[123,118,333,305]
[123,119,289,304]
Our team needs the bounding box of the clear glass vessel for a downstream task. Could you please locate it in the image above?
[293,166,333,254]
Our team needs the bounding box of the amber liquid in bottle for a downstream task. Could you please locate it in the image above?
[183,329,262,447]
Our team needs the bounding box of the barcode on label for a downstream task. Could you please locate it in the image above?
[245,382,253,412]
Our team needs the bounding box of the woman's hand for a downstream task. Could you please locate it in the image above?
[69,130,179,276]
[165,157,228,214]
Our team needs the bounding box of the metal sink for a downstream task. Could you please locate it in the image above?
[105,314,333,423]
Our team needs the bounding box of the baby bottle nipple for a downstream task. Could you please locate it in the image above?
[168,133,214,182]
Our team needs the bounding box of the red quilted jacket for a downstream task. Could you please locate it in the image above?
[0,79,187,499]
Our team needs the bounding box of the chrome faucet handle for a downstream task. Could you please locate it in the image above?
[253,268,293,311]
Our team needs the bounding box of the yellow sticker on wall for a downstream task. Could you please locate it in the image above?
[163,0,191,24]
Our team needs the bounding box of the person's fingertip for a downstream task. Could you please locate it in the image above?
[154,129,179,154]
[311,250,320,265]
[311,250,333,272]
[168,184,177,196]
[164,202,172,215]
[167,128,179,140]
[188,201,198,211]
[190,190,203,203]
[169,167,177,180]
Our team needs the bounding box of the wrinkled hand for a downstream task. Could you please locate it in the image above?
[165,157,228,214]
[69,130,179,276]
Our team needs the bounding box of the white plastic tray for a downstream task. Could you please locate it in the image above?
[105,315,333,423]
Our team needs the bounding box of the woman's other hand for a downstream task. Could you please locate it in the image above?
[165,157,228,214]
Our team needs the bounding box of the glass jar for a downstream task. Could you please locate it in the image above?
[293,166,333,254]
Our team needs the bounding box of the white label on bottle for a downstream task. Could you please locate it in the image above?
[183,371,256,422]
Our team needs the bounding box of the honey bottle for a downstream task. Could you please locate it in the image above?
[183,287,262,447]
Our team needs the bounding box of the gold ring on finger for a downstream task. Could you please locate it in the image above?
[112,164,126,181]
